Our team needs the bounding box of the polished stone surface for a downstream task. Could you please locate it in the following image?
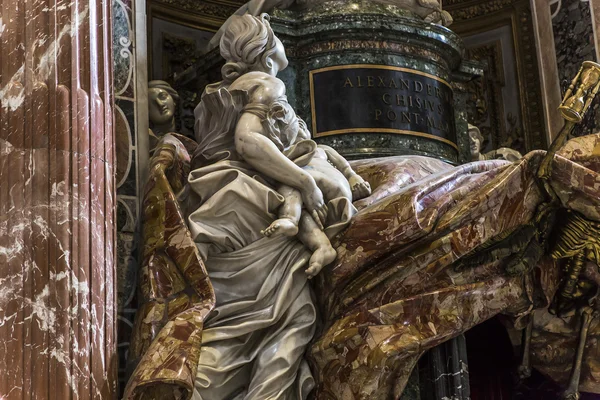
[184,1,476,164]
[531,0,564,143]
[125,130,600,398]
[270,1,466,163]
[0,0,117,397]
[125,5,600,400]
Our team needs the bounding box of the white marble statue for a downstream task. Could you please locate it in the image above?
[188,13,369,399]
[260,120,372,277]
[468,123,523,162]
[206,0,452,51]
[197,12,370,278]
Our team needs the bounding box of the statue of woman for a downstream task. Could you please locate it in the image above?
[125,14,600,400]
[148,80,199,154]
[149,80,179,135]
[148,80,180,152]
[188,14,333,400]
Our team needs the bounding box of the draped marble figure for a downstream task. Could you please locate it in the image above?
[125,13,600,400]
[189,13,372,398]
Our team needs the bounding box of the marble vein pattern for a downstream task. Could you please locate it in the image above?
[124,8,599,399]
[0,0,117,398]
[125,134,214,399]
[125,130,600,398]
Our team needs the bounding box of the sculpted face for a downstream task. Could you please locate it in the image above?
[148,87,175,126]
[468,125,482,159]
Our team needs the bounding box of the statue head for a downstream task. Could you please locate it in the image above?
[220,13,288,82]
[468,124,484,161]
[148,80,179,133]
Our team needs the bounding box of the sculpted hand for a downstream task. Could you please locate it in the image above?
[302,185,327,229]
[349,174,371,200]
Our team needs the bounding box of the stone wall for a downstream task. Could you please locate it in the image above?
[552,0,600,136]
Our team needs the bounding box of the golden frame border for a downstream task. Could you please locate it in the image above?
[308,64,457,150]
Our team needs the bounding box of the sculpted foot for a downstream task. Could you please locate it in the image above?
[349,174,371,201]
[261,218,299,237]
[305,245,337,279]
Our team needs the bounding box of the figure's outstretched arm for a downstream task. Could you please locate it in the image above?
[235,112,328,224]
[320,144,371,200]
[236,113,314,188]
[320,145,355,179]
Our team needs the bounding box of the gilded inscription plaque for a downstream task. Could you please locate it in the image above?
[309,64,457,149]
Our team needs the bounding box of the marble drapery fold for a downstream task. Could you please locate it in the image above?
[185,132,356,398]
[186,161,318,400]
[125,135,214,399]
[126,133,600,398]
[309,137,600,397]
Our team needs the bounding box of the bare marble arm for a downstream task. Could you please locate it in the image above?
[235,112,328,223]
[320,145,371,200]
[319,145,355,179]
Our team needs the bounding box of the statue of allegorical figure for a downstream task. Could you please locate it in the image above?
[468,123,523,162]
[148,80,198,154]
[149,80,179,136]
[189,13,373,398]
[126,13,600,400]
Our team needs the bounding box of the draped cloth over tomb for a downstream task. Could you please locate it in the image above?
[125,126,600,398]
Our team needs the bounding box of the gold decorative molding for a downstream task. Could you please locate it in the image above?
[308,64,458,149]
[309,64,453,87]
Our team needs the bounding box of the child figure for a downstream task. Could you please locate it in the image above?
[196,13,371,278]
[261,121,371,278]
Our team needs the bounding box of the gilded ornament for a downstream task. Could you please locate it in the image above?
[534,61,600,400]
[550,210,600,314]
[559,61,600,123]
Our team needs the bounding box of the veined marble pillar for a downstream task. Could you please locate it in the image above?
[0,0,116,398]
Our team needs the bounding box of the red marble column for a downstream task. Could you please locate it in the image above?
[0,0,116,398]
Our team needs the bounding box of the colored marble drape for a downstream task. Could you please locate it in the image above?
[0,0,116,398]
[126,132,600,398]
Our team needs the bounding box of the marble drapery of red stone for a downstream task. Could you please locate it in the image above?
[125,133,600,398]
[0,0,116,398]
